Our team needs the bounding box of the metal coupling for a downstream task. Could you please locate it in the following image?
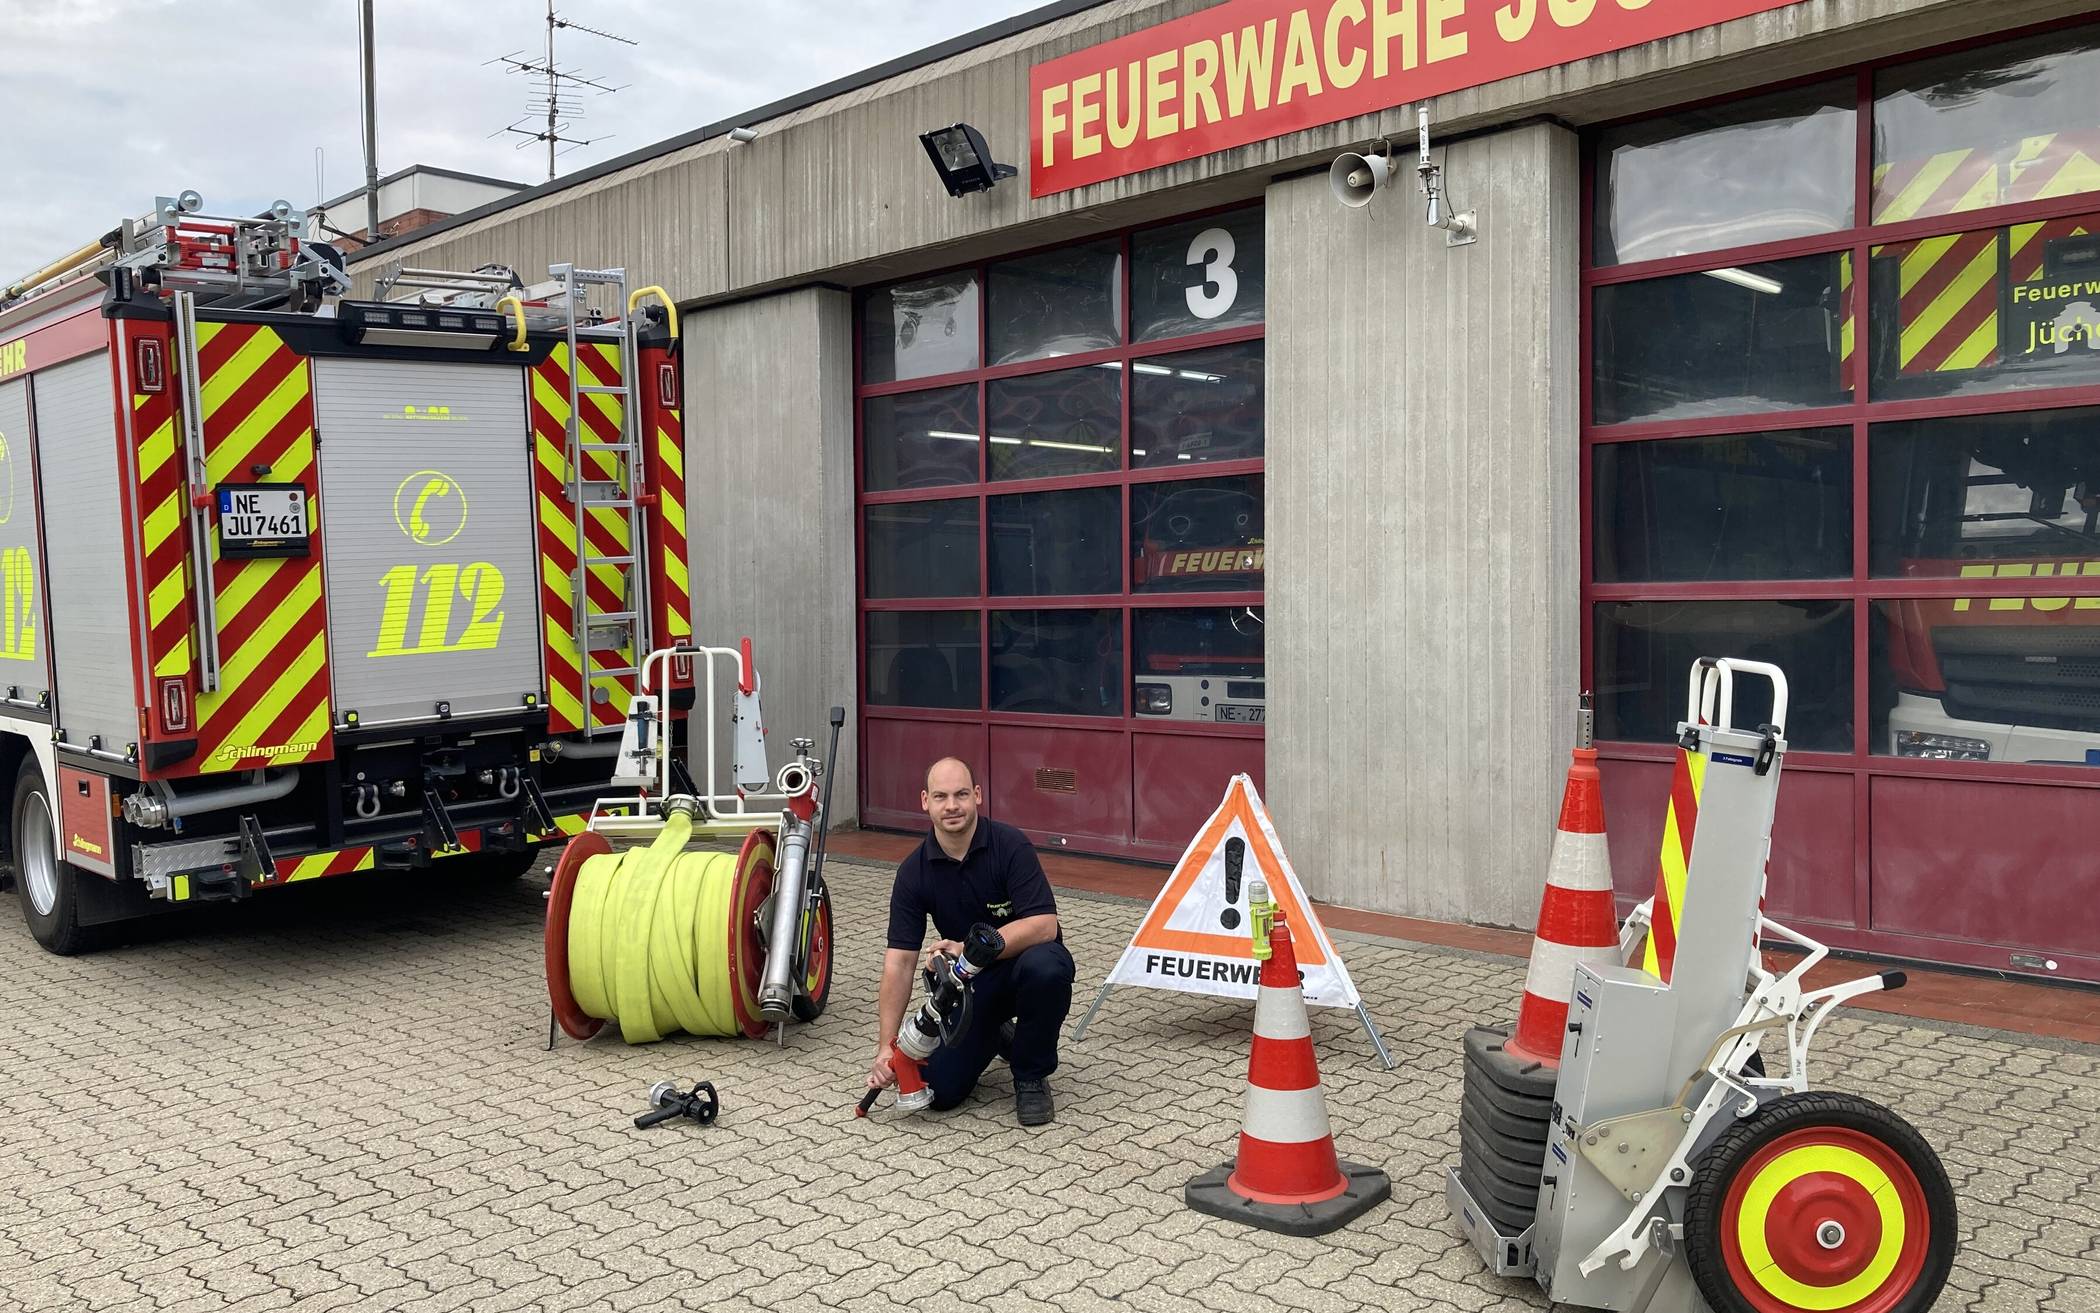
[121,791,171,829]
[661,794,701,819]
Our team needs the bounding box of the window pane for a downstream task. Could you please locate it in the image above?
[1872,599,2100,766]
[1133,206,1266,340]
[1131,475,1264,593]
[1869,408,2100,577]
[1134,606,1265,724]
[1131,341,1265,468]
[1872,28,2100,224]
[987,487,1121,596]
[862,386,978,492]
[1593,430,1851,583]
[1592,254,1852,425]
[1868,214,2100,402]
[987,365,1120,482]
[862,273,978,383]
[987,239,1122,365]
[1595,81,1854,266]
[1592,600,1853,752]
[989,608,1121,716]
[864,498,979,599]
[866,611,980,710]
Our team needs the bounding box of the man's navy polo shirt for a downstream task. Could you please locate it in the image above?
[886,817,1058,951]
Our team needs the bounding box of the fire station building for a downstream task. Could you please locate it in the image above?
[353,0,2100,984]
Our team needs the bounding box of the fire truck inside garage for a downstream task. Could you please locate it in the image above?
[0,192,690,953]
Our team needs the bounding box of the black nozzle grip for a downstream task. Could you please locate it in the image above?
[634,1104,684,1129]
[856,1088,881,1117]
[830,705,846,727]
[1879,970,1908,992]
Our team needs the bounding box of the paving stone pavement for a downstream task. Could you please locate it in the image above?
[2,856,2096,1313]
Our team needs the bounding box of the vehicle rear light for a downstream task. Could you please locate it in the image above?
[672,653,694,683]
[657,361,679,408]
[134,337,166,393]
[158,677,189,733]
[1136,683,1172,715]
[1893,730,1989,761]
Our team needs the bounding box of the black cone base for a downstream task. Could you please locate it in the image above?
[1185,1158,1392,1237]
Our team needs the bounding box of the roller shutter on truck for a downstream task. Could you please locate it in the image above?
[310,359,545,728]
[0,377,51,712]
[33,353,136,753]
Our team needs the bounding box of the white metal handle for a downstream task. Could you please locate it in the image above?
[1684,658,1789,736]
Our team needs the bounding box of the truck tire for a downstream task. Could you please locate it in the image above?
[11,758,101,955]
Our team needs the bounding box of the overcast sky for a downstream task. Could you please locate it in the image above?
[0,0,1047,277]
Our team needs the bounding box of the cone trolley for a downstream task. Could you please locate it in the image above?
[1451,660,1958,1313]
[545,641,843,1045]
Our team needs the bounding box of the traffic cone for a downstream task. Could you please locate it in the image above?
[1185,915,1390,1236]
[1503,744,1620,1066]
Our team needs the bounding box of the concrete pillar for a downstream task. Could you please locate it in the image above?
[681,287,859,826]
[1264,121,1582,929]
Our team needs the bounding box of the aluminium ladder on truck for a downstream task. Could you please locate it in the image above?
[0,192,690,954]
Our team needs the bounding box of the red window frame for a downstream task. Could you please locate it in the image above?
[855,203,1267,857]
[1580,16,2100,977]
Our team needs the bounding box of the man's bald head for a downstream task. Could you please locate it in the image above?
[925,756,976,791]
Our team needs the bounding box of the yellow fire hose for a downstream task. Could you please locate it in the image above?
[546,815,776,1043]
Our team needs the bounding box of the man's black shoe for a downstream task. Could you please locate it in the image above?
[996,1019,1016,1063]
[1014,1077,1054,1126]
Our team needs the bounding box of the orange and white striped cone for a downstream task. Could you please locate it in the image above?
[1185,916,1390,1236]
[1503,745,1620,1067]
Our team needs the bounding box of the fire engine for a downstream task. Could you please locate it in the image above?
[0,191,691,953]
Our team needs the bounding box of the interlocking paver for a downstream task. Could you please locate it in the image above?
[2,856,2097,1312]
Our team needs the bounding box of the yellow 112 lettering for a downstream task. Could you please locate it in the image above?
[0,546,35,661]
[370,561,505,657]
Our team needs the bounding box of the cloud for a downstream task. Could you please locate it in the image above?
[0,0,1045,277]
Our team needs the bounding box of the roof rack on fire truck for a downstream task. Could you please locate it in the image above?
[1,190,350,315]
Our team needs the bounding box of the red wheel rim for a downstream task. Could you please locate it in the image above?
[544,831,610,1041]
[726,830,774,1038]
[803,891,832,1001]
[1720,1126,1931,1313]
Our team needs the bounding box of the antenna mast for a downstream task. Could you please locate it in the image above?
[491,1,635,181]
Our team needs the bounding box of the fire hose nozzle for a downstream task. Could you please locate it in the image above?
[634,1079,719,1129]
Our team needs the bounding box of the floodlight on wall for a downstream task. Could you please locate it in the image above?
[919,123,1016,196]
[727,126,759,145]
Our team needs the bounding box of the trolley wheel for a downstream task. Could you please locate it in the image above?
[789,880,833,1023]
[1685,1091,1955,1313]
[544,831,610,1041]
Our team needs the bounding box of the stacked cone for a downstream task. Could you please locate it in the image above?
[1185,914,1391,1236]
[1503,742,1620,1066]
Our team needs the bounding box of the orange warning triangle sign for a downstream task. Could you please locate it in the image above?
[1131,775,1329,965]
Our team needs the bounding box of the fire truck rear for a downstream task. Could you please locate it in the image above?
[0,192,691,953]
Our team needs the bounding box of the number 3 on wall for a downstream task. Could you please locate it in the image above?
[1184,227,1238,321]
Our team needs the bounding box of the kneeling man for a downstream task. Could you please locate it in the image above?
[867,757,1075,1125]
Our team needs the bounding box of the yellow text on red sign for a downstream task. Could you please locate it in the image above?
[1030,0,1811,196]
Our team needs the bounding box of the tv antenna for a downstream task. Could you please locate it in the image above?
[491,1,635,180]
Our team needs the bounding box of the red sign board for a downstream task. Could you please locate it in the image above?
[1030,0,1811,196]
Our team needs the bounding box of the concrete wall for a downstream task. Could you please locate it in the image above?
[1264,121,1582,929]
[682,287,859,827]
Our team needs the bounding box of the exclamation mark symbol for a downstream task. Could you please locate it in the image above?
[1219,836,1246,930]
